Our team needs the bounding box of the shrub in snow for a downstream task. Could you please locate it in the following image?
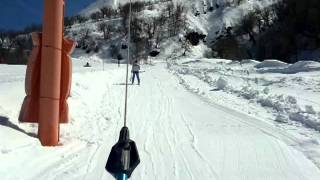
[216,77,228,90]
[263,87,270,94]
[117,54,123,60]
[257,97,274,108]
[94,46,100,53]
[82,44,88,50]
[185,32,206,46]
[289,112,320,131]
[121,44,128,49]
[241,86,259,100]
[149,50,160,57]
[258,97,284,112]
[275,114,289,123]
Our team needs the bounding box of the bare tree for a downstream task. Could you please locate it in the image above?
[91,11,103,21]
[181,38,191,56]
[100,7,116,18]
[237,12,257,44]
[98,22,114,39]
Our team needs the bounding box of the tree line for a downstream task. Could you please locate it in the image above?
[71,0,187,61]
[210,0,320,62]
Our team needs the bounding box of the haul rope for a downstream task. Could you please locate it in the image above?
[105,1,140,179]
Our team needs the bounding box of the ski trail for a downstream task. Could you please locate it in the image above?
[2,63,320,180]
[180,113,220,179]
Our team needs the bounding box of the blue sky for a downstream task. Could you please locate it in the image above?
[0,0,96,30]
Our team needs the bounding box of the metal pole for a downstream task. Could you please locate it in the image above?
[123,0,132,127]
[38,0,64,146]
[117,174,127,180]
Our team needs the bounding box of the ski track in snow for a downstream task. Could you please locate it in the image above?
[1,61,320,179]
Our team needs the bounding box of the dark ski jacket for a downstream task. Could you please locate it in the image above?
[132,63,140,72]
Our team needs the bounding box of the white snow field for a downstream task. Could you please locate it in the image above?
[1,58,320,180]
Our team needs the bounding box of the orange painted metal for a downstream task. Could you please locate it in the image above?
[19,0,75,146]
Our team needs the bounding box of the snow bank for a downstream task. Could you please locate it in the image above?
[240,59,260,65]
[170,58,320,134]
[257,61,320,74]
[255,60,288,69]
[288,61,320,73]
[289,112,320,131]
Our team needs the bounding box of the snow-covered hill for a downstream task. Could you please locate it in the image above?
[80,0,121,16]
[73,0,280,61]
[80,0,276,35]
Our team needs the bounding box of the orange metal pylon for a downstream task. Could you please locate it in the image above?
[19,0,75,146]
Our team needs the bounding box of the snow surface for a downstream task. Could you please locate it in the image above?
[1,57,320,179]
[80,0,121,16]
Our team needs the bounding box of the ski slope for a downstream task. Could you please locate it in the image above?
[1,60,320,179]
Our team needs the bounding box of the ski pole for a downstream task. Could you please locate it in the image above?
[117,173,127,180]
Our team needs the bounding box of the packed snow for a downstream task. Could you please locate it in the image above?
[1,56,320,179]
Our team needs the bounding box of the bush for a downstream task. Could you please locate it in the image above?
[117,54,123,60]
[185,32,206,46]
[75,15,88,24]
[94,46,100,53]
[212,35,248,60]
[90,12,103,21]
[110,44,119,58]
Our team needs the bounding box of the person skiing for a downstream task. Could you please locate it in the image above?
[131,60,140,85]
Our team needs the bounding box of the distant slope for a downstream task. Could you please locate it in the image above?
[80,0,126,16]
[76,0,278,59]
[80,0,203,16]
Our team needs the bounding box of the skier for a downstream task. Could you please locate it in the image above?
[131,60,140,85]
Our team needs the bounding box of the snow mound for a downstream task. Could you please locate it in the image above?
[289,112,320,131]
[241,86,259,100]
[288,61,320,73]
[216,77,228,90]
[170,58,320,136]
[240,59,260,65]
[255,60,288,69]
[275,114,289,123]
[257,61,320,74]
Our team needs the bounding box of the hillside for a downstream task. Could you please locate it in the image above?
[75,0,320,63]
[68,0,278,63]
